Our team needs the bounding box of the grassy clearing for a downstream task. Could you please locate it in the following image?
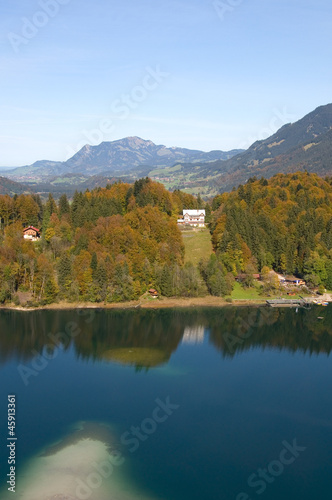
[182,228,213,266]
[229,282,265,300]
[229,281,313,301]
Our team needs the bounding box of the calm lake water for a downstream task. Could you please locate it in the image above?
[0,306,331,499]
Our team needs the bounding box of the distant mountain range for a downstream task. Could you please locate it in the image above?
[141,103,332,195]
[2,103,332,197]
[7,137,242,181]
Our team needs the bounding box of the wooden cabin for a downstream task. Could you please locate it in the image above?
[23,226,41,241]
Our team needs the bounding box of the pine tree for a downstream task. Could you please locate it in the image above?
[57,254,72,293]
[94,261,107,302]
[44,277,59,304]
[196,193,204,209]
[205,203,212,224]
[160,265,173,297]
[43,193,57,233]
[90,252,98,274]
[59,194,70,218]
[71,191,85,228]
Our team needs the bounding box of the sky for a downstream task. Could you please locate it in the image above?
[0,0,332,166]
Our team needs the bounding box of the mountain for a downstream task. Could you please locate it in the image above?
[5,104,332,197]
[0,176,31,195]
[201,103,332,192]
[7,160,66,181]
[8,137,242,181]
[65,136,241,173]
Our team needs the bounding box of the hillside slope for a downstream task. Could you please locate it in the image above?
[0,176,31,195]
[205,103,332,192]
[211,172,332,287]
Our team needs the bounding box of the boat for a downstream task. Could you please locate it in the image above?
[322,302,329,306]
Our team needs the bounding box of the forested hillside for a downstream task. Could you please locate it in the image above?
[211,172,332,288]
[1,173,331,306]
[0,179,212,305]
[0,176,31,196]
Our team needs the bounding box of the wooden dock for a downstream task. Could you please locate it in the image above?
[266,298,311,308]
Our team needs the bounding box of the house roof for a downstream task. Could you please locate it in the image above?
[23,226,40,233]
[183,210,205,216]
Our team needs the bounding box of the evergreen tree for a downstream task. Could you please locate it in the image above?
[90,252,98,274]
[196,193,204,209]
[94,261,107,302]
[205,203,212,224]
[43,193,57,233]
[59,194,70,218]
[208,269,228,297]
[57,254,72,293]
[71,191,85,228]
[160,265,173,297]
[44,277,59,304]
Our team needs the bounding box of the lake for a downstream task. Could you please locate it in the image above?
[0,306,331,500]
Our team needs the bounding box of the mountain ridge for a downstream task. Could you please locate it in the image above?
[177,103,332,193]
[5,104,332,196]
[8,136,242,180]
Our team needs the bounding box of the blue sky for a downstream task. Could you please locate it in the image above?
[1,0,332,165]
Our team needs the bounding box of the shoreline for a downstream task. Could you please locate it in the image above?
[1,294,331,312]
[0,296,267,312]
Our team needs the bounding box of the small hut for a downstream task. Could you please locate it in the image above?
[148,288,159,298]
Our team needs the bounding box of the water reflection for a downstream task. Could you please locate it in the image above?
[0,306,331,368]
[182,325,205,344]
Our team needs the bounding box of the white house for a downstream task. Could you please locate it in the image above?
[177,209,205,227]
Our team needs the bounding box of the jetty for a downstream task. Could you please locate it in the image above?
[266,298,311,308]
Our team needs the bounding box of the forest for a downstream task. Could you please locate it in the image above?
[0,179,214,305]
[211,172,332,289]
[0,173,331,306]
